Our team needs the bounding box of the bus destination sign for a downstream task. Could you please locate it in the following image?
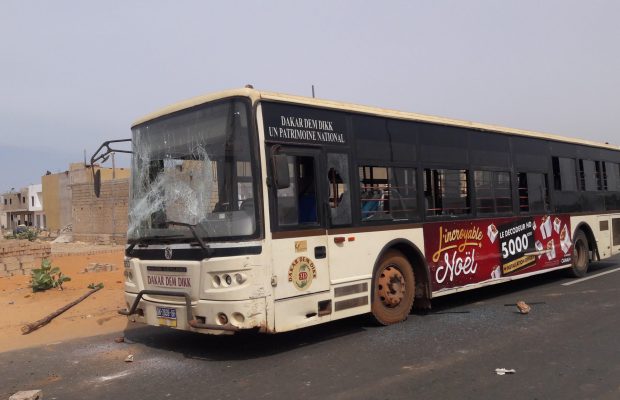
[262,102,348,145]
[424,214,573,292]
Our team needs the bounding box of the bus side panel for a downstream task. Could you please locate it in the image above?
[570,213,620,259]
[327,228,425,284]
[614,216,620,256]
[425,214,573,294]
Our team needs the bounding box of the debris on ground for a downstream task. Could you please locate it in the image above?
[495,368,516,375]
[9,300,15,305]
[114,336,125,343]
[52,233,73,243]
[21,284,104,334]
[8,389,43,400]
[82,263,117,273]
[516,301,531,314]
[124,354,134,362]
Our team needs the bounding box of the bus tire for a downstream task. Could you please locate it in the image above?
[371,250,415,325]
[569,230,589,278]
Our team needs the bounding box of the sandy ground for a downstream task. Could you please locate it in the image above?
[1,245,129,353]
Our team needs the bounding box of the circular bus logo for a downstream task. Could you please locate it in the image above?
[288,256,317,290]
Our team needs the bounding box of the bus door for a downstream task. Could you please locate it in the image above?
[324,153,371,316]
[269,147,331,300]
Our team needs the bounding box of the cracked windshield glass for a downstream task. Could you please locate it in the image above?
[128,99,257,242]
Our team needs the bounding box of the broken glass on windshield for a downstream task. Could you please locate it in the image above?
[128,99,257,242]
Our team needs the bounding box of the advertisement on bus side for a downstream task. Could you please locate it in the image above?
[423,214,573,292]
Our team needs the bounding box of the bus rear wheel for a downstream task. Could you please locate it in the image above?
[371,251,415,325]
[569,230,589,278]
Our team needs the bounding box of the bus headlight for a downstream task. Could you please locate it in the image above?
[217,313,229,325]
[235,273,246,284]
[224,274,232,286]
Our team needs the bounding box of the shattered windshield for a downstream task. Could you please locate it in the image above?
[128,99,258,242]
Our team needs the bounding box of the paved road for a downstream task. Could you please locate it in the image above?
[3,256,620,400]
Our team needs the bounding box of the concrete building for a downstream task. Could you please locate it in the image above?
[42,162,129,232]
[0,184,45,230]
[28,184,45,229]
[72,178,129,244]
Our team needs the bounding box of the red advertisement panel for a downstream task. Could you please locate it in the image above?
[423,214,573,292]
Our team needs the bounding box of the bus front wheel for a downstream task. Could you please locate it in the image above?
[569,230,589,278]
[371,250,415,325]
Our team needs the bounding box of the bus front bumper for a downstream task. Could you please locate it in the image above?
[119,290,267,333]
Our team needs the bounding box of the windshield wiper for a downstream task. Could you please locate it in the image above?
[165,220,212,256]
[126,234,186,253]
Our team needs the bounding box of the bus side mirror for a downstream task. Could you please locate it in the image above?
[94,169,101,198]
[272,154,290,189]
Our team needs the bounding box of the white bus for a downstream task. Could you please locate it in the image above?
[101,87,620,333]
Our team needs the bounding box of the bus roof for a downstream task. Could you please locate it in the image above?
[132,88,620,151]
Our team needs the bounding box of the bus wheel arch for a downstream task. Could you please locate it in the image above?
[573,222,598,261]
[370,239,432,325]
[569,224,596,278]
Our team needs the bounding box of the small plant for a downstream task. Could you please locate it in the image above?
[30,259,71,292]
[16,228,38,241]
[88,282,104,290]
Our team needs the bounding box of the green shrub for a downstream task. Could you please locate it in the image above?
[16,228,38,241]
[4,228,38,241]
[30,259,71,292]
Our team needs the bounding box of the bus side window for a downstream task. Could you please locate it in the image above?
[359,166,418,222]
[327,153,351,225]
[424,168,470,216]
[474,170,512,214]
[276,155,319,227]
[518,172,549,213]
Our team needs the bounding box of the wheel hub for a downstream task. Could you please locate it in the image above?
[377,265,406,308]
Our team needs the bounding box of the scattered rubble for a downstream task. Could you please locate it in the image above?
[82,263,117,273]
[124,354,134,362]
[495,368,516,375]
[60,224,73,233]
[52,234,73,243]
[9,390,43,400]
[516,301,531,314]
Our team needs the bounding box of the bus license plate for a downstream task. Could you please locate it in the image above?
[156,307,177,327]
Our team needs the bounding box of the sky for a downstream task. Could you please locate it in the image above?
[1,0,619,191]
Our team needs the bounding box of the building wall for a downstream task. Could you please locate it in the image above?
[42,173,70,231]
[27,184,43,212]
[2,191,27,212]
[42,163,130,232]
[1,190,30,229]
[0,239,52,277]
[71,178,129,244]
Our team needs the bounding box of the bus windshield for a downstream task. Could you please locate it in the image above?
[128,99,258,243]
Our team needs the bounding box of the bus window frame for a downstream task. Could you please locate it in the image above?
[267,145,327,233]
[423,166,472,220]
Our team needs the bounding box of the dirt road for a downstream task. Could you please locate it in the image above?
[1,244,127,352]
